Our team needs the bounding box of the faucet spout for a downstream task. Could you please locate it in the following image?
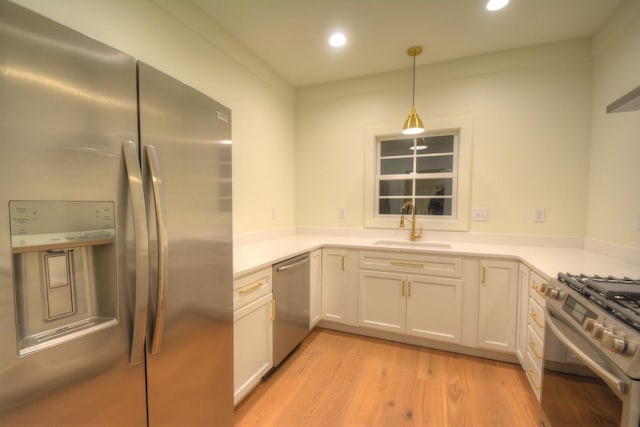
[399,201,422,241]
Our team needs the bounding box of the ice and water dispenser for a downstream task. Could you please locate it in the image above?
[10,201,118,355]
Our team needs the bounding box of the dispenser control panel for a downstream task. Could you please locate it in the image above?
[9,200,115,250]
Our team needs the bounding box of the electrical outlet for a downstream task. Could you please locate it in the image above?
[472,208,488,221]
[271,207,278,220]
[338,207,345,219]
[533,208,545,223]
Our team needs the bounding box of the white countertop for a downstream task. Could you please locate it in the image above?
[233,234,640,280]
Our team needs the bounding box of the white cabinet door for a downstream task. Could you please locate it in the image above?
[406,275,463,344]
[233,293,273,405]
[516,263,530,366]
[358,270,405,332]
[477,259,518,352]
[309,249,322,328]
[321,248,357,324]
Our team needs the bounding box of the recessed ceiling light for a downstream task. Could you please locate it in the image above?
[486,0,509,11]
[329,32,347,47]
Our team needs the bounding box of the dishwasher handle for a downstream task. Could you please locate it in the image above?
[275,255,309,272]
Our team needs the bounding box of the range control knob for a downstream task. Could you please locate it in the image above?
[544,286,561,300]
[583,318,598,332]
[601,332,628,354]
[592,324,613,340]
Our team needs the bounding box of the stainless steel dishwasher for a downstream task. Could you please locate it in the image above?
[272,253,310,367]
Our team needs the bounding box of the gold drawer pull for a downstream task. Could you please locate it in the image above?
[529,311,545,329]
[271,299,276,320]
[531,284,545,297]
[390,260,424,268]
[526,369,541,390]
[528,340,543,360]
[238,281,263,296]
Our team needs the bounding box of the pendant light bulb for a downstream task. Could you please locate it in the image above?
[401,46,424,135]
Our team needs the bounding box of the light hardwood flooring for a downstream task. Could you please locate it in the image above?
[235,328,540,427]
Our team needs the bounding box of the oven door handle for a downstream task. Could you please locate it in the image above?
[546,309,629,395]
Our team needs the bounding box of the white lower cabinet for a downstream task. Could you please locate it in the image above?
[321,248,358,325]
[358,251,463,344]
[309,249,322,329]
[233,268,273,406]
[477,259,518,352]
[524,270,547,400]
[516,263,531,365]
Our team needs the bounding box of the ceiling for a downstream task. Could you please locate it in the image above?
[191,0,622,87]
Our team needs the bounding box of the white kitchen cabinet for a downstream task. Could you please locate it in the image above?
[358,270,405,332]
[233,268,273,406]
[516,263,530,365]
[358,251,463,344]
[406,274,462,343]
[309,249,322,329]
[477,259,518,353]
[321,248,358,325]
[525,270,547,401]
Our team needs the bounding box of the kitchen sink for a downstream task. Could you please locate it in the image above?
[373,240,452,249]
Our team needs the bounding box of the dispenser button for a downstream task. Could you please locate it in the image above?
[45,253,74,319]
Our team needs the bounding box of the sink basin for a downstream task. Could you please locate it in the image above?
[373,240,451,249]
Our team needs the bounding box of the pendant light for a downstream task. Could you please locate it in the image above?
[402,46,424,135]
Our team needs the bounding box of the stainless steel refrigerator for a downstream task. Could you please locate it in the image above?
[0,2,234,425]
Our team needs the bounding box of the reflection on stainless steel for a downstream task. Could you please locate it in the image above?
[1,2,233,424]
[139,62,233,425]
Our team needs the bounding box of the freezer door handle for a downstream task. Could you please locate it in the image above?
[145,145,168,355]
[122,141,150,366]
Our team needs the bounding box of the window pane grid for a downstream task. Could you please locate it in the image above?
[376,134,458,217]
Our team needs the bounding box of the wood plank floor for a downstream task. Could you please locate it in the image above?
[235,328,540,427]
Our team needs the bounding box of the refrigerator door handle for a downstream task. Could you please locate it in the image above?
[145,145,168,355]
[122,141,150,366]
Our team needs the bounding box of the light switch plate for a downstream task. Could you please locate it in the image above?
[472,208,488,221]
[534,208,545,223]
[338,207,345,219]
[271,208,278,220]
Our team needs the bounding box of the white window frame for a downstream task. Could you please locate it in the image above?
[364,116,473,231]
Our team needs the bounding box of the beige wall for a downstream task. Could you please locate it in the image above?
[12,0,297,235]
[296,39,593,237]
[589,0,640,248]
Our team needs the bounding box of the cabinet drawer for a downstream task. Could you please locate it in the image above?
[529,271,547,308]
[525,348,542,401]
[526,324,544,374]
[528,297,545,338]
[234,268,272,309]
[359,251,462,278]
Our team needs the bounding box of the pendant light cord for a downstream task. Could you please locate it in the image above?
[412,54,416,107]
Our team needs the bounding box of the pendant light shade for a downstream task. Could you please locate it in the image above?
[401,46,424,135]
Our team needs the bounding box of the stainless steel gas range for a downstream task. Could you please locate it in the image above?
[539,273,640,427]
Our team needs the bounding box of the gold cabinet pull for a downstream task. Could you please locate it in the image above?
[401,280,405,297]
[529,311,545,329]
[528,340,543,360]
[526,370,541,390]
[238,281,263,296]
[481,265,486,284]
[271,299,276,321]
[390,260,423,268]
[341,255,346,271]
[531,284,545,297]
[408,280,412,297]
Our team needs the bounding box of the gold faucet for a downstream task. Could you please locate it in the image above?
[399,201,422,241]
